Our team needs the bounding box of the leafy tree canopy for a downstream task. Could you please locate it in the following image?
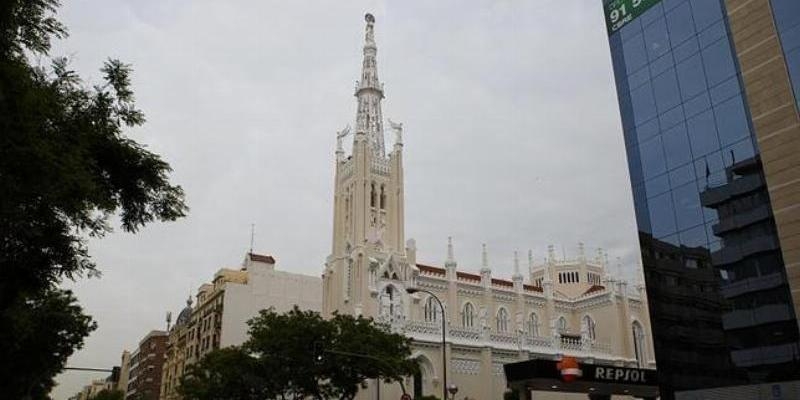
[0,0,186,397]
[92,389,125,400]
[179,307,418,400]
[0,289,96,399]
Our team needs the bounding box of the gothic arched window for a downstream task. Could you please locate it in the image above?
[496,308,509,333]
[461,303,475,328]
[557,316,568,334]
[380,185,386,209]
[380,285,400,318]
[582,315,596,341]
[632,321,646,367]
[370,182,377,208]
[528,313,539,336]
[424,296,439,322]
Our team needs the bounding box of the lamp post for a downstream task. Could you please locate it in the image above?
[447,383,459,400]
[406,287,447,400]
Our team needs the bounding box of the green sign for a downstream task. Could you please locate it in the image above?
[604,0,662,35]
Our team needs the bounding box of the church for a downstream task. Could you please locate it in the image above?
[321,14,655,400]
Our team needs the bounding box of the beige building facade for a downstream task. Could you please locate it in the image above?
[159,252,322,400]
[322,14,655,400]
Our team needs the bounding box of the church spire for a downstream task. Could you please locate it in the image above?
[355,13,386,157]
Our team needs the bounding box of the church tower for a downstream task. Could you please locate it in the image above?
[323,14,410,319]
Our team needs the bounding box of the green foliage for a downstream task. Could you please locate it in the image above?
[179,307,417,400]
[92,389,125,400]
[179,347,274,400]
[0,0,186,397]
[0,289,96,399]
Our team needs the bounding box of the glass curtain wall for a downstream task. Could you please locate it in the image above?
[605,0,800,397]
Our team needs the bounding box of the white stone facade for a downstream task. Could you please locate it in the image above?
[322,14,655,400]
[159,253,322,400]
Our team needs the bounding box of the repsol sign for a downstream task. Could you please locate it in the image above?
[592,366,649,384]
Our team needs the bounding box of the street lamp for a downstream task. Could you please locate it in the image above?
[447,383,459,400]
[406,287,447,400]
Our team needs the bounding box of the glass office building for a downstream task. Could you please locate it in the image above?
[603,0,800,398]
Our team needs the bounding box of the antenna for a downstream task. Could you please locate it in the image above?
[249,223,255,254]
[165,311,172,331]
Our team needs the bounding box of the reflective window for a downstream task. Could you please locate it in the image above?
[772,0,800,33]
[723,138,756,166]
[636,118,661,143]
[629,67,651,90]
[672,182,703,231]
[610,0,800,392]
[780,24,800,53]
[660,105,685,131]
[709,76,741,105]
[683,91,711,118]
[662,123,692,169]
[679,224,707,248]
[673,36,700,63]
[687,110,720,157]
[653,68,682,113]
[666,2,695,46]
[649,192,677,237]
[650,52,675,77]
[645,173,671,198]
[690,0,723,31]
[714,95,750,147]
[677,54,707,100]
[640,3,665,27]
[698,20,726,49]
[640,136,667,178]
[644,17,671,61]
[631,83,658,125]
[624,34,648,75]
[785,49,800,109]
[669,163,696,187]
[702,38,736,87]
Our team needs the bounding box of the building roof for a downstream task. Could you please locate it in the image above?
[416,263,543,291]
[248,252,276,264]
[583,285,605,295]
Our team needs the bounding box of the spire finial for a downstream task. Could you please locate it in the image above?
[578,242,585,261]
[355,12,385,157]
[481,243,489,269]
[364,13,376,48]
[513,251,520,275]
[528,249,534,269]
[446,236,454,262]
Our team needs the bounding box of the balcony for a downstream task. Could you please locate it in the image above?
[401,319,615,358]
[701,174,765,207]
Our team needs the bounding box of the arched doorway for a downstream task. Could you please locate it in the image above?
[413,369,423,398]
[412,355,434,398]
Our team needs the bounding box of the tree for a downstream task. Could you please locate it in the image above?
[0,0,187,397]
[179,307,418,400]
[0,289,96,399]
[179,347,275,400]
[92,389,125,400]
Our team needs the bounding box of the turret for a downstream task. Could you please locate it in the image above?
[445,236,457,280]
[480,243,491,288]
[512,250,523,292]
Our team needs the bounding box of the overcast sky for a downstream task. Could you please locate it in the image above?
[51,1,639,398]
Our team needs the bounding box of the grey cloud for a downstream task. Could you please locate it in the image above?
[51,1,641,398]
